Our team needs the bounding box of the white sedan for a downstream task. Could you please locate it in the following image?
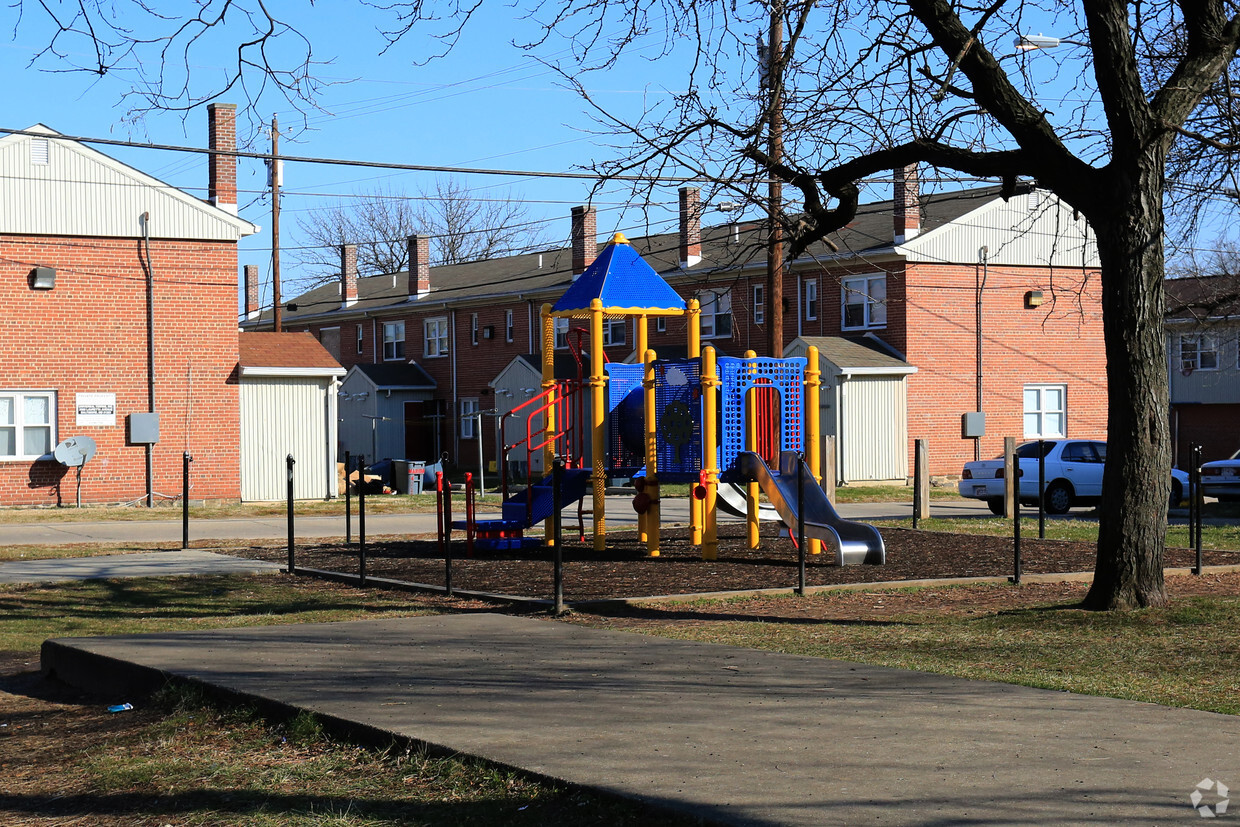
[959,439,1190,515]
[1201,448,1240,502]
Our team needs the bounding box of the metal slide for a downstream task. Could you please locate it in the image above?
[715,480,784,523]
[736,451,886,565]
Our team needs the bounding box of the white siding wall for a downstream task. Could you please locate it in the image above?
[240,378,336,501]
[836,376,908,482]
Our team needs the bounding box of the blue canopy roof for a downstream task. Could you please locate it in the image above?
[551,234,687,317]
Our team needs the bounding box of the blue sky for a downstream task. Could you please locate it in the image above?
[2,5,720,306]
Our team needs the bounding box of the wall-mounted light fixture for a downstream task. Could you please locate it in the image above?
[30,267,56,290]
[1024,290,1045,308]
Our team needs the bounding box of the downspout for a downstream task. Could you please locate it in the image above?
[797,274,803,339]
[142,212,155,507]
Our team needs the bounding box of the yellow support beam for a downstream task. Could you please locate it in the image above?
[805,345,822,555]
[701,345,720,561]
[744,349,760,549]
[540,304,557,544]
[590,299,607,551]
[644,347,660,557]
[636,315,649,545]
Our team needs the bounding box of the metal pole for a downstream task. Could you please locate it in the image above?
[286,454,295,573]
[477,412,485,498]
[1011,443,1021,584]
[344,450,352,545]
[912,440,923,530]
[357,454,367,585]
[1193,444,1203,575]
[182,452,192,549]
[553,458,564,614]
[444,475,454,598]
[796,452,806,595]
[1038,439,1046,539]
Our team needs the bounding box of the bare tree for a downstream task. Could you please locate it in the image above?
[292,178,548,289]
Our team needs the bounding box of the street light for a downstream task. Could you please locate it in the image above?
[1014,34,1088,50]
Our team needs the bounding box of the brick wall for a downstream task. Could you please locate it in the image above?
[904,263,1107,475]
[1,234,241,505]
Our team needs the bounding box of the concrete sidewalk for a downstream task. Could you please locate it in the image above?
[0,550,284,583]
[43,613,1238,825]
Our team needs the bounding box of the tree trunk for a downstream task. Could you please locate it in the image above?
[1082,164,1171,610]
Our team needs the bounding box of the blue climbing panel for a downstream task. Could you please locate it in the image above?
[718,356,806,476]
[605,363,645,474]
[654,359,702,478]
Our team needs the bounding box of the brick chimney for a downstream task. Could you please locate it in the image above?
[340,244,358,307]
[243,264,260,320]
[679,187,702,268]
[207,102,237,215]
[893,164,920,244]
[571,205,597,279]
[408,235,430,298]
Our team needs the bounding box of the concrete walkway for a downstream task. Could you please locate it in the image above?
[42,613,1237,825]
[0,550,283,583]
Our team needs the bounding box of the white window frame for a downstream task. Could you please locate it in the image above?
[461,398,479,439]
[656,317,667,333]
[804,279,818,321]
[0,390,57,461]
[753,284,765,325]
[382,321,405,361]
[700,290,733,339]
[424,317,449,358]
[505,309,514,342]
[1180,332,1219,372]
[602,318,626,347]
[842,274,887,330]
[554,317,570,349]
[1023,384,1066,439]
[356,323,364,355]
[471,313,480,346]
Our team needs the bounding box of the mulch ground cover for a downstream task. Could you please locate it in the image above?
[228,521,1240,603]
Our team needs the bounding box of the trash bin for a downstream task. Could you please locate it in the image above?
[408,461,426,495]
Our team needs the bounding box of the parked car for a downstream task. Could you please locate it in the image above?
[1201,448,1240,502]
[959,439,1189,515]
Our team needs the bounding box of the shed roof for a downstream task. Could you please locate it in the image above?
[238,332,344,376]
[792,336,916,375]
[353,362,437,390]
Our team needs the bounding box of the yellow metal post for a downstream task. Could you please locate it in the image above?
[744,350,760,549]
[644,347,660,556]
[687,298,703,545]
[636,315,648,544]
[590,299,607,551]
[540,304,557,543]
[701,345,719,560]
[805,345,823,555]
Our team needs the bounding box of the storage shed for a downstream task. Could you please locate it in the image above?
[337,363,437,466]
[785,337,917,483]
[238,332,345,501]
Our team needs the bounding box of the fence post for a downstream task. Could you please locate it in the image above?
[1003,436,1016,519]
[182,451,193,550]
[1009,439,1021,584]
[1192,443,1203,575]
[1037,439,1046,539]
[796,453,806,596]
[913,439,928,527]
[357,454,367,586]
[553,459,564,614]
[344,449,352,545]
[286,454,296,574]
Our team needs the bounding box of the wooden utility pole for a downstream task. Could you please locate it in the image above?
[271,114,283,332]
[766,2,784,358]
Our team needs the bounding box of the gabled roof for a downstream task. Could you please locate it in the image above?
[267,183,1091,327]
[1165,274,1240,323]
[789,336,916,376]
[238,332,344,377]
[551,234,686,318]
[353,362,436,390]
[0,125,258,241]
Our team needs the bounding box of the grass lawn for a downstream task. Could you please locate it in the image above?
[872,515,1240,549]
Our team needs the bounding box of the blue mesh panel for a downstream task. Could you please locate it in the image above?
[653,359,702,476]
[718,356,806,474]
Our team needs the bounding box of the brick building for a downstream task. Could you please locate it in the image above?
[0,105,257,505]
[261,170,1107,480]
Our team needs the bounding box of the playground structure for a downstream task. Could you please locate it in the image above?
[460,233,884,565]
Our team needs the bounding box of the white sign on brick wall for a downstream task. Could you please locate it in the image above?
[76,393,117,427]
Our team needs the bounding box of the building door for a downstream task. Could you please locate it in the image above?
[404,399,444,461]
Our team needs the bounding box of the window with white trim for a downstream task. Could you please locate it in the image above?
[1023,384,1066,438]
[554,318,570,349]
[505,309,514,342]
[753,285,765,325]
[700,290,733,339]
[804,279,818,321]
[382,321,405,361]
[656,317,666,333]
[842,275,887,329]
[356,324,364,354]
[424,317,449,358]
[471,313,479,346]
[1179,332,1219,371]
[602,319,626,347]
[0,391,56,460]
[461,398,478,439]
